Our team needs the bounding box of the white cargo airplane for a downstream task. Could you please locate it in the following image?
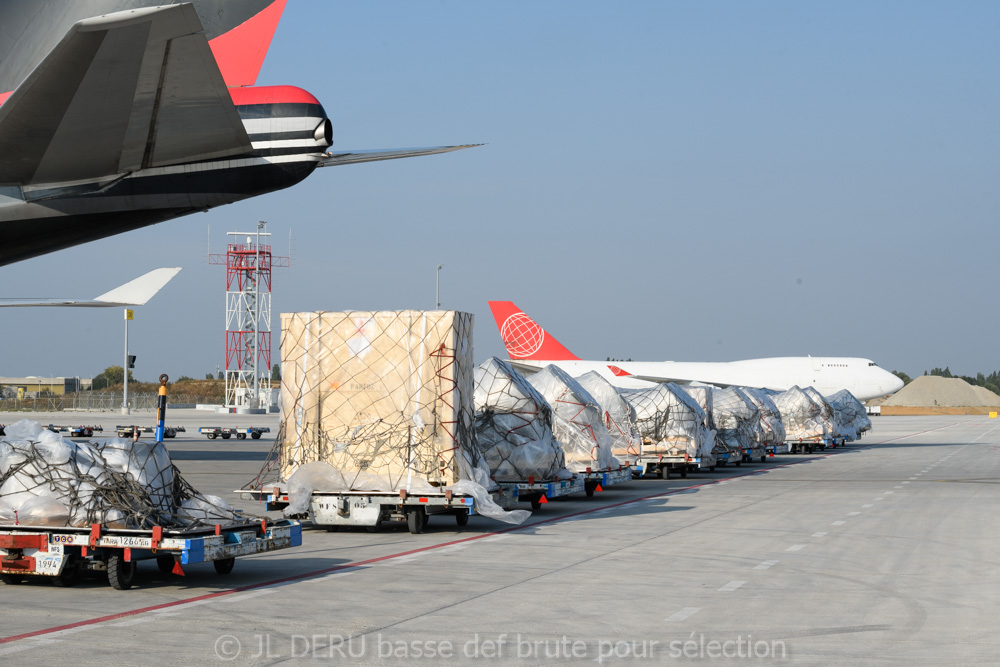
[488,301,904,401]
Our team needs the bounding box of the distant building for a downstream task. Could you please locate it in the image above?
[0,377,89,397]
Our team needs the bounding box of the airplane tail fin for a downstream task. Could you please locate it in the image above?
[487,301,580,361]
[94,267,182,306]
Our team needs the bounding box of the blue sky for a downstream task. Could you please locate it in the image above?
[3,1,998,381]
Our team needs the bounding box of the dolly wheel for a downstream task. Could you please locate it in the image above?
[251,431,262,439]
[680,469,688,478]
[455,510,469,526]
[407,508,426,534]
[660,465,670,480]
[156,556,175,574]
[52,557,81,587]
[1,573,24,585]
[221,433,231,440]
[107,553,136,590]
[214,558,236,575]
[237,433,246,440]
[585,482,596,498]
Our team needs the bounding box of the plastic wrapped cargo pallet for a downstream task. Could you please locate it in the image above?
[473,357,565,481]
[709,387,761,457]
[576,371,642,459]
[741,387,786,446]
[772,386,828,441]
[825,389,872,441]
[279,310,490,490]
[527,365,618,473]
[0,419,238,529]
[802,387,837,438]
[620,383,713,459]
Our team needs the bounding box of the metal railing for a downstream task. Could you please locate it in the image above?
[0,393,221,413]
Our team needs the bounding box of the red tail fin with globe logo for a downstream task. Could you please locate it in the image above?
[488,301,580,361]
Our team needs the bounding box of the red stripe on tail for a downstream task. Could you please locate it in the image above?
[487,301,580,361]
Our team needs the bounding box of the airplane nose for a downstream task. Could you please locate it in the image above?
[887,373,904,394]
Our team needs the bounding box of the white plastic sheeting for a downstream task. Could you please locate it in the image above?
[576,371,641,459]
[772,386,830,441]
[741,387,787,446]
[802,387,837,437]
[0,419,237,528]
[620,383,713,459]
[474,357,565,481]
[709,387,762,456]
[825,389,872,441]
[282,460,530,525]
[527,365,619,472]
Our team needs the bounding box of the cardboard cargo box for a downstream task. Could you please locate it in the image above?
[280,311,479,488]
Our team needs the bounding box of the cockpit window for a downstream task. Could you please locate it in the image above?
[869,362,877,367]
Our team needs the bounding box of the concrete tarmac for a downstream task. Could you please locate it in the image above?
[0,413,998,664]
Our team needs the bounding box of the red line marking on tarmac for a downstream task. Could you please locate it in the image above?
[0,448,868,646]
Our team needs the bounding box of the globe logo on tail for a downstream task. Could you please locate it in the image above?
[500,312,545,358]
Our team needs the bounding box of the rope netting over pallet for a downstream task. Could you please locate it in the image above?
[527,365,618,473]
[473,357,564,481]
[0,420,244,529]
[772,386,830,440]
[620,383,714,459]
[709,387,763,455]
[825,389,872,441]
[576,371,641,459]
[278,311,488,491]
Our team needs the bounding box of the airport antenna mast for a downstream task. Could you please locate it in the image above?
[209,221,289,411]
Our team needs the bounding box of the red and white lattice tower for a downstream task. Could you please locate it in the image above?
[209,221,289,410]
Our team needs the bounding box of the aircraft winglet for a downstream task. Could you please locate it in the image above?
[0,267,181,307]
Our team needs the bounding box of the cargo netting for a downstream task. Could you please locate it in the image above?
[619,383,714,459]
[575,371,641,459]
[527,365,619,472]
[278,311,489,490]
[273,311,526,524]
[473,357,566,482]
[0,420,241,529]
[708,387,762,456]
[824,389,872,441]
[772,386,831,441]
[802,387,837,437]
[741,387,787,446]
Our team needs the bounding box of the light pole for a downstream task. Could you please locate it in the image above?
[122,308,132,415]
[436,264,443,309]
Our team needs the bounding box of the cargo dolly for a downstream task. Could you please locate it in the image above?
[43,424,104,437]
[496,475,585,510]
[0,519,302,590]
[576,466,633,497]
[787,437,831,454]
[635,451,716,479]
[241,485,517,534]
[116,424,185,438]
[200,426,269,440]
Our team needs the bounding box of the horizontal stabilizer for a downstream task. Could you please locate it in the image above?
[0,4,250,185]
[316,144,482,167]
[0,267,181,307]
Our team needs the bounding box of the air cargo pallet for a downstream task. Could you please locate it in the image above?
[497,475,585,510]
[199,426,269,440]
[0,519,301,590]
[116,424,185,438]
[576,467,633,497]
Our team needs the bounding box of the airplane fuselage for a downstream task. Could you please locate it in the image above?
[0,85,330,265]
[512,356,902,401]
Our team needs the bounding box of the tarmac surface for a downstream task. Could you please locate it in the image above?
[0,411,998,665]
